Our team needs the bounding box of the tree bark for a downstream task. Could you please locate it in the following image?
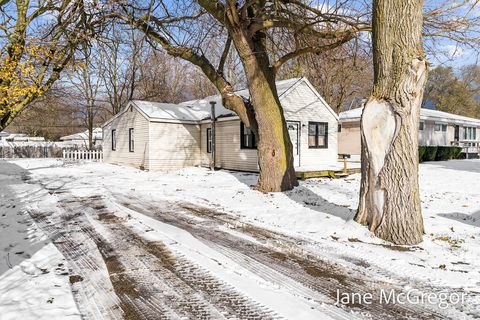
[219,2,298,192]
[355,0,427,245]
[243,61,298,192]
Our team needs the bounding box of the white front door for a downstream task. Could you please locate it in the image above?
[287,122,300,167]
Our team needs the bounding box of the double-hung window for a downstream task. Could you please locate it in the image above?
[308,122,328,148]
[111,129,116,151]
[464,127,477,140]
[434,123,447,132]
[129,128,134,152]
[240,122,257,149]
[206,128,212,153]
[419,121,424,131]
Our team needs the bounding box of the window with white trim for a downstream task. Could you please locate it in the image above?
[111,129,116,151]
[464,127,477,140]
[206,128,212,153]
[129,128,134,152]
[240,122,257,149]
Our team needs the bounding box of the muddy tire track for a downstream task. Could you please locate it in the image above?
[116,196,448,320]
[33,194,283,320]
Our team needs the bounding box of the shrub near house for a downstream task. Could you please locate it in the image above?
[418,146,463,162]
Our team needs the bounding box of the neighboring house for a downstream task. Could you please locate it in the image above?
[339,107,480,159]
[60,128,103,148]
[0,132,45,143]
[0,132,11,142]
[102,77,339,171]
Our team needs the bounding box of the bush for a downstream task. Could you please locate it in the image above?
[423,146,438,161]
[418,146,427,162]
[451,146,463,159]
[435,146,451,161]
[419,146,463,162]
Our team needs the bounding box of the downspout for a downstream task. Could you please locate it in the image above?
[210,101,216,170]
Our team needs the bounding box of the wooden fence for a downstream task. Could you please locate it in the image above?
[63,149,103,162]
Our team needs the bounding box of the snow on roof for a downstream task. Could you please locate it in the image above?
[340,107,480,126]
[339,107,363,121]
[60,128,103,141]
[132,101,211,122]
[420,108,480,126]
[130,77,304,122]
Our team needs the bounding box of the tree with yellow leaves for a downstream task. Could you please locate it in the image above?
[0,0,102,131]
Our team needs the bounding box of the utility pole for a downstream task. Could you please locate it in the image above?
[210,101,216,170]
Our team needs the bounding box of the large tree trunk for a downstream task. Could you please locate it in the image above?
[224,3,298,192]
[355,0,427,245]
[243,63,298,192]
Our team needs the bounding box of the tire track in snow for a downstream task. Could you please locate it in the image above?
[54,194,282,320]
[27,206,124,320]
[116,195,448,320]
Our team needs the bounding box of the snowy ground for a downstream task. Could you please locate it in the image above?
[0,158,479,319]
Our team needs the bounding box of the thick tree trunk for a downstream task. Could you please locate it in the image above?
[355,0,427,245]
[223,3,298,192]
[244,64,298,192]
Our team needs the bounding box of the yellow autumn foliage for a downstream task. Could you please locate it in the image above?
[0,44,51,117]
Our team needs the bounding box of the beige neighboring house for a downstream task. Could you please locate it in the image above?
[102,77,339,171]
[339,107,480,159]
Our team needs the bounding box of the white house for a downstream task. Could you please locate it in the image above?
[102,77,339,172]
[339,107,480,159]
[60,128,103,148]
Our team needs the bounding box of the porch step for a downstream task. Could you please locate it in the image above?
[295,167,361,180]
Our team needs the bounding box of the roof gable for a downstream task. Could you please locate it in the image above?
[280,77,339,120]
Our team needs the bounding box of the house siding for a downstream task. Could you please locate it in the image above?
[201,121,259,172]
[339,122,361,156]
[103,106,150,170]
[148,122,202,170]
[103,78,340,171]
[199,81,339,171]
[419,120,453,146]
[281,81,339,167]
[339,118,472,157]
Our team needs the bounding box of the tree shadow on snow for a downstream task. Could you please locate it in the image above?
[224,170,355,221]
[438,210,480,228]
[284,186,356,221]
[224,170,260,188]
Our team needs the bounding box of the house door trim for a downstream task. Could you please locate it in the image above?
[287,121,301,167]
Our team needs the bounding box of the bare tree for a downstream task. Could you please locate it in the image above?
[7,85,84,140]
[279,40,373,113]
[113,0,368,192]
[67,42,104,149]
[98,24,146,115]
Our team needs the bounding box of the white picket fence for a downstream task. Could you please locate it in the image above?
[63,149,103,162]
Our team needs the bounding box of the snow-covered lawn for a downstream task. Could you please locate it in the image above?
[1,158,479,318]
